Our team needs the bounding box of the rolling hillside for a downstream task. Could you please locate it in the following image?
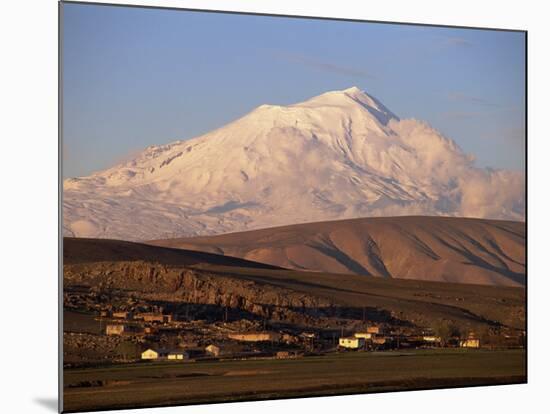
[149,216,526,287]
[64,237,279,270]
[64,237,525,331]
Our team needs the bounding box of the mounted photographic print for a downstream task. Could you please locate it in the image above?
[60,1,526,412]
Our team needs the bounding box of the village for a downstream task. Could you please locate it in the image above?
[63,284,525,367]
[76,309,484,363]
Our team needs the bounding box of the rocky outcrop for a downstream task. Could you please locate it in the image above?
[64,261,335,324]
[62,237,526,331]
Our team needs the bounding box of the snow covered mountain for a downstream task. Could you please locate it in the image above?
[63,87,525,241]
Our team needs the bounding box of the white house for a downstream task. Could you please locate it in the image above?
[141,348,188,360]
[167,350,188,360]
[205,344,221,357]
[141,348,159,360]
[339,337,366,349]
[106,324,125,336]
[460,334,480,348]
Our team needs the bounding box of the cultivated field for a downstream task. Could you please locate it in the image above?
[63,349,526,412]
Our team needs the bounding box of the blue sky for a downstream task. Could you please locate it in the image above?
[62,3,526,178]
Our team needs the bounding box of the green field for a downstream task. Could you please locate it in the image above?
[63,349,526,412]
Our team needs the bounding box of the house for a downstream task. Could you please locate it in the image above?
[460,333,480,348]
[460,338,480,348]
[141,348,188,360]
[228,332,281,342]
[366,326,383,334]
[354,332,373,340]
[106,324,141,336]
[134,312,172,324]
[281,333,299,344]
[339,337,366,349]
[205,344,221,357]
[106,324,125,336]
[372,337,388,345]
[141,348,159,359]
[112,311,132,319]
[423,336,442,344]
[167,350,188,360]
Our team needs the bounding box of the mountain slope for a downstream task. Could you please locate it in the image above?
[149,216,526,287]
[63,237,281,270]
[63,87,525,241]
[64,237,525,330]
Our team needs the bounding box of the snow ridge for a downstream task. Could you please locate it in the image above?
[63,87,525,240]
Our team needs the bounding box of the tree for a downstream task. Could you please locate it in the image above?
[431,321,462,346]
[474,325,491,347]
[448,323,462,339]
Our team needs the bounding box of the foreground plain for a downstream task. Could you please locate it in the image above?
[63,349,525,412]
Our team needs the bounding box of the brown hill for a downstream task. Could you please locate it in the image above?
[148,216,525,287]
[63,237,280,270]
[63,237,525,331]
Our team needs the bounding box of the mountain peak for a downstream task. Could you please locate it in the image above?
[341,86,363,94]
[63,87,525,241]
[299,86,399,125]
[306,86,369,101]
[250,87,395,125]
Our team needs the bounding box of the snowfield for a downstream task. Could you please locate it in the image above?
[63,87,525,241]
